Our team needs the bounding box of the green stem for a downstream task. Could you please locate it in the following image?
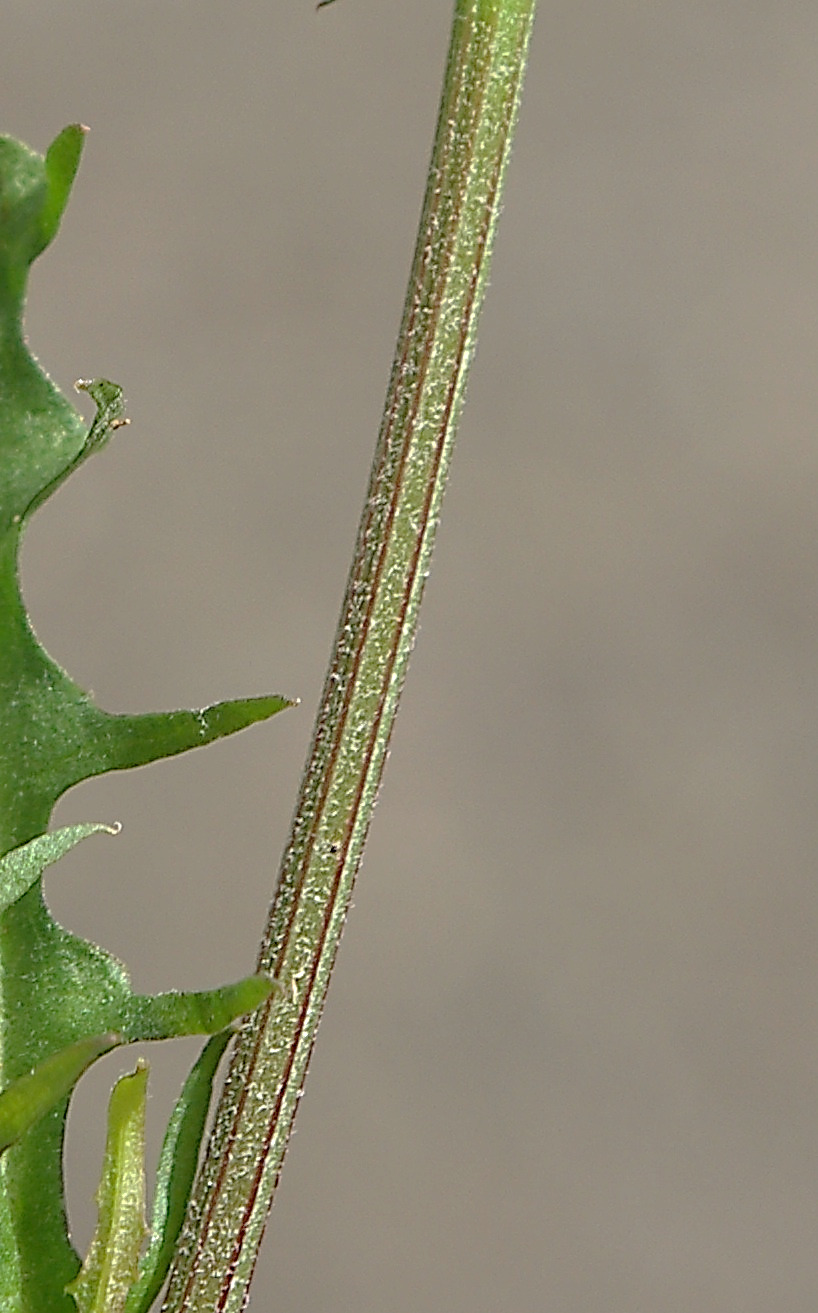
[162,2,536,1308]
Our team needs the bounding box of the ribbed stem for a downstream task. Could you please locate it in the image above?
[162,3,537,1309]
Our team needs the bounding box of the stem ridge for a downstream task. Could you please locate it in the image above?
[163,4,537,1308]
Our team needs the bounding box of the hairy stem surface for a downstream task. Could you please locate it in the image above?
[163,3,537,1308]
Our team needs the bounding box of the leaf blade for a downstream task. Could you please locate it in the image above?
[66,1063,148,1313]
[0,1034,117,1155]
[0,824,119,914]
[40,124,86,252]
[124,1033,232,1313]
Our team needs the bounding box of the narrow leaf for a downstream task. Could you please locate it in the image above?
[0,1034,117,1154]
[124,1033,232,1313]
[66,1063,149,1313]
[0,823,119,915]
[92,696,295,776]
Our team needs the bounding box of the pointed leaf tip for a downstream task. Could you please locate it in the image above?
[0,823,120,916]
[96,694,294,777]
[41,125,86,249]
[0,125,86,277]
[124,972,277,1044]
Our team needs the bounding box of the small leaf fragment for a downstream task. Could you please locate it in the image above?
[66,1062,149,1313]
[0,1033,117,1154]
[0,822,119,915]
[23,377,128,520]
[75,378,128,449]
[124,1033,232,1313]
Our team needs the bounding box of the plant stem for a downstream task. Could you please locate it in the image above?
[162,2,536,1309]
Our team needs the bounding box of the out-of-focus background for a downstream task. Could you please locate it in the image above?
[5,3,818,1309]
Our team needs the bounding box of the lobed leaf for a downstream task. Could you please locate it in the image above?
[0,127,291,1311]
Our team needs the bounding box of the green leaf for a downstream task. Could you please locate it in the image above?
[124,1033,232,1313]
[0,133,87,537]
[23,378,129,521]
[0,1035,117,1155]
[0,824,119,914]
[40,125,86,252]
[0,880,275,1313]
[122,974,276,1044]
[0,127,292,1312]
[66,1063,149,1313]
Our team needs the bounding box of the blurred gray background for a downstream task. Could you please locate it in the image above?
[5,2,818,1309]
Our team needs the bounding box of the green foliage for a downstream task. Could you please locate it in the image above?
[0,1036,119,1158]
[0,127,290,1311]
[66,1040,233,1313]
[121,1033,234,1313]
[66,1063,149,1313]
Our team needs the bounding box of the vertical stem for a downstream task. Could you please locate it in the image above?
[163,2,536,1309]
